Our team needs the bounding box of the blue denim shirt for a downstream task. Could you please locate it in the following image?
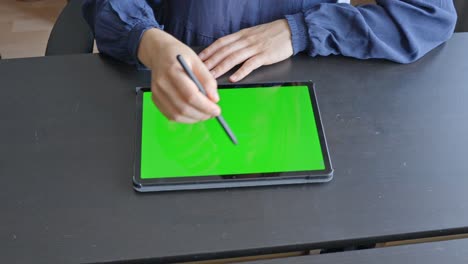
[82,0,457,67]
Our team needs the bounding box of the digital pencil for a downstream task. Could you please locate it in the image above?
[176,54,238,145]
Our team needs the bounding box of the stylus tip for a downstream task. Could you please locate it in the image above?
[231,136,238,145]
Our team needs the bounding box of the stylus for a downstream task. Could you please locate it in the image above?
[176,54,238,145]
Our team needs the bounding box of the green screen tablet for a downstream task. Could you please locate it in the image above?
[133,82,332,192]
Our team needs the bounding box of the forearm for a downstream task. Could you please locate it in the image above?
[82,0,162,66]
[286,0,457,63]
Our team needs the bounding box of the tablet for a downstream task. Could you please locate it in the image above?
[133,81,333,192]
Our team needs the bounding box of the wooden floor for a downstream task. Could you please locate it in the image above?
[0,0,66,59]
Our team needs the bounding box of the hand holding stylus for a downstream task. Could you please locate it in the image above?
[137,28,220,123]
[177,55,238,145]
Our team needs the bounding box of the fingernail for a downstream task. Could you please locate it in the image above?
[230,75,238,82]
[213,107,221,116]
[210,70,216,77]
[214,93,220,102]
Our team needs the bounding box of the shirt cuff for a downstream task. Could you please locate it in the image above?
[128,21,163,70]
[285,13,309,55]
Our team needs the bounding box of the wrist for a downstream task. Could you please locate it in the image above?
[285,13,308,55]
[137,28,173,68]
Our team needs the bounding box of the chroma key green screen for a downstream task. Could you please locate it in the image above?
[140,86,325,179]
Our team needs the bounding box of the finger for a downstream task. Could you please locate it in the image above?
[198,32,243,61]
[203,39,249,70]
[210,45,259,79]
[155,75,212,122]
[192,58,220,103]
[159,78,214,121]
[170,72,221,116]
[151,90,198,123]
[229,55,265,82]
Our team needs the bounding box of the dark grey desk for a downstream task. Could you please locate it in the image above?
[245,239,468,264]
[1,33,468,264]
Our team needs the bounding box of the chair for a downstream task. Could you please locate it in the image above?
[45,0,94,56]
[454,0,468,32]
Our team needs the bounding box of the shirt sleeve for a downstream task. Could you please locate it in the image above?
[82,0,162,67]
[285,0,458,63]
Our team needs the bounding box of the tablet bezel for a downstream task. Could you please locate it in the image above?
[133,81,333,190]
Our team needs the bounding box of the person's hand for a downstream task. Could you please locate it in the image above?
[199,19,293,82]
[138,28,220,123]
